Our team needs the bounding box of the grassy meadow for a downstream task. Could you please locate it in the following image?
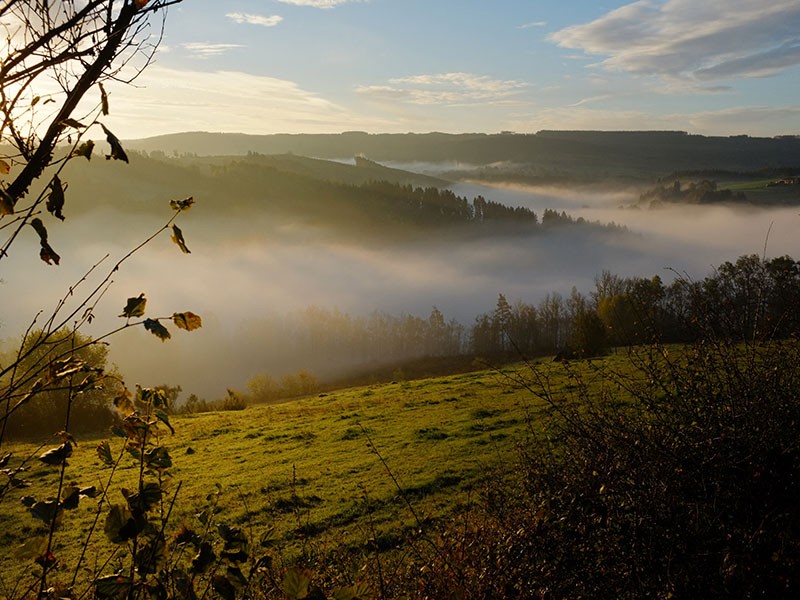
[0,353,625,593]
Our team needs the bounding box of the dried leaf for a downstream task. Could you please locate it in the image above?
[61,486,81,510]
[134,0,151,9]
[39,241,61,265]
[135,537,166,575]
[173,311,202,331]
[171,224,190,253]
[72,140,94,160]
[144,446,172,470]
[0,159,10,174]
[47,175,66,221]
[169,197,194,211]
[0,190,13,215]
[113,389,135,416]
[192,542,215,574]
[99,82,109,115]
[30,499,59,523]
[284,567,313,600]
[120,293,146,318]
[80,485,98,498]
[52,356,84,379]
[31,218,60,265]
[60,118,86,129]
[30,217,48,240]
[155,409,175,434]
[38,442,72,466]
[126,482,162,512]
[104,504,137,544]
[100,124,128,163]
[97,440,114,466]
[144,318,171,341]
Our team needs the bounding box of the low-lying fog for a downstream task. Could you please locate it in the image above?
[2,180,797,400]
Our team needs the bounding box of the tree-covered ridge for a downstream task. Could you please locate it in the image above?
[126,130,800,175]
[58,151,622,239]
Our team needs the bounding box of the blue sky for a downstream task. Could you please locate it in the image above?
[105,0,800,138]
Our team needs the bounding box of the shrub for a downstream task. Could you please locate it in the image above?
[400,309,800,598]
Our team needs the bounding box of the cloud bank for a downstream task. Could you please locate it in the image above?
[549,0,800,83]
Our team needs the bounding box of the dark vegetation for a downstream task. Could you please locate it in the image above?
[638,179,747,207]
[0,329,123,440]
[56,151,622,241]
[127,130,800,176]
[396,331,800,598]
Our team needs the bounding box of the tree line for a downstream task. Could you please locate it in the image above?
[472,254,800,357]
[237,253,800,398]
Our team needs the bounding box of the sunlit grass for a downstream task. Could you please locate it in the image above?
[0,353,634,592]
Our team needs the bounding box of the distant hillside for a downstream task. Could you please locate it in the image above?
[125,131,800,177]
[179,152,449,188]
[56,151,620,241]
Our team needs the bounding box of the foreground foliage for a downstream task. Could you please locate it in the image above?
[405,336,800,598]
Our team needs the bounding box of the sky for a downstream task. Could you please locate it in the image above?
[99,0,800,139]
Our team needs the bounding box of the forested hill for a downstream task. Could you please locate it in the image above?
[177,152,449,188]
[56,151,620,241]
[125,131,800,175]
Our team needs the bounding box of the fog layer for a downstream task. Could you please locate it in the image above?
[2,180,797,400]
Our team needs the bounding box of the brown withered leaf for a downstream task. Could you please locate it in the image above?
[101,123,128,163]
[71,140,94,160]
[169,197,194,211]
[144,319,171,341]
[99,82,109,115]
[120,293,146,318]
[172,311,202,331]
[47,175,65,221]
[171,224,190,253]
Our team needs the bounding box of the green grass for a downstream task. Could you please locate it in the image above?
[0,353,630,592]
[719,178,800,204]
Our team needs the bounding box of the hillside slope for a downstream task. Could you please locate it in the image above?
[125,131,800,176]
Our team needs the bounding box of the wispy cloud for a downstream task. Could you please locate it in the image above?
[274,0,360,7]
[518,21,546,29]
[569,94,611,107]
[226,12,283,27]
[182,42,244,59]
[356,72,528,106]
[549,0,800,83]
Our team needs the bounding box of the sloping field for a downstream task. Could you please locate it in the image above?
[0,355,623,594]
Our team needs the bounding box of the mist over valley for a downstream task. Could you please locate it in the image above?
[3,134,798,401]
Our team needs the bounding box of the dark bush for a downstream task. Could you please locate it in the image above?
[399,314,800,598]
